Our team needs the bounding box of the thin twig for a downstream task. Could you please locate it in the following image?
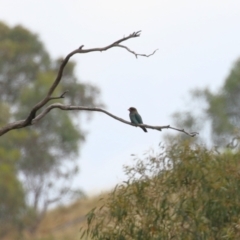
[48,90,69,101]
[118,45,158,58]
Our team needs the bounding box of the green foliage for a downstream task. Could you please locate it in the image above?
[0,22,50,103]
[0,146,25,237]
[206,59,240,144]
[82,141,240,239]
[169,57,240,146]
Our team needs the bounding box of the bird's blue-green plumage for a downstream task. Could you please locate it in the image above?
[129,107,147,132]
[129,112,143,125]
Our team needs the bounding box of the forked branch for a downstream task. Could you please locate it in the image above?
[0,31,197,138]
[0,31,158,136]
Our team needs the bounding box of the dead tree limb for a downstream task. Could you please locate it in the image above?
[0,31,197,137]
[0,31,159,136]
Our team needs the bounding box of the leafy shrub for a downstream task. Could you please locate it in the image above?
[82,141,240,240]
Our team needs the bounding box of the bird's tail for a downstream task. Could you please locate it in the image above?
[141,127,148,133]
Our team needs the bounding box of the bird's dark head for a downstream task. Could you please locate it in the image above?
[128,107,137,112]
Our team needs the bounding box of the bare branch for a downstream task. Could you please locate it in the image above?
[31,104,197,137]
[165,126,199,137]
[0,31,158,136]
[0,31,196,138]
[0,104,198,137]
[21,30,156,126]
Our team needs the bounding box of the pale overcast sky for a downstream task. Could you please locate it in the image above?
[1,0,240,195]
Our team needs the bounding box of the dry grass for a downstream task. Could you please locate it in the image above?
[23,192,108,240]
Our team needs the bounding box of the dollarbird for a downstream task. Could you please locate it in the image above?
[128,107,147,132]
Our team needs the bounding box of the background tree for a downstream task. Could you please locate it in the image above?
[0,21,103,234]
[166,57,240,147]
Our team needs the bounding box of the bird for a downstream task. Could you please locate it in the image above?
[128,107,147,132]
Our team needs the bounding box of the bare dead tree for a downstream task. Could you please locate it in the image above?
[0,31,198,137]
